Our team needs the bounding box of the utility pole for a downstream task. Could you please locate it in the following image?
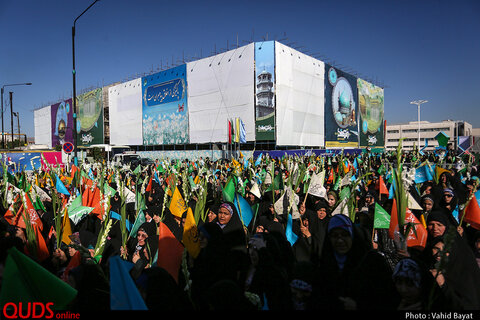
[9,92,13,148]
[1,83,32,149]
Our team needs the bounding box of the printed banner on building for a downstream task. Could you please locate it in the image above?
[324,64,359,148]
[142,64,188,145]
[357,78,384,147]
[76,88,104,147]
[255,41,275,141]
[51,98,74,148]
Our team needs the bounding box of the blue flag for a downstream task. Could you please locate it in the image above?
[233,193,253,227]
[262,293,269,310]
[109,256,148,310]
[110,211,132,231]
[244,157,249,169]
[255,153,263,167]
[239,119,247,143]
[55,175,70,196]
[285,213,298,246]
[452,205,460,223]
[414,165,434,184]
[88,168,94,180]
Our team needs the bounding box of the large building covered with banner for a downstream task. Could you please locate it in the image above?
[34,41,385,155]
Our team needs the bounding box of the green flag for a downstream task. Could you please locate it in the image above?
[339,186,351,201]
[377,164,386,176]
[67,195,82,212]
[69,206,94,225]
[129,209,146,238]
[374,203,391,229]
[68,196,93,225]
[0,247,78,309]
[265,172,284,192]
[104,182,117,197]
[188,176,196,189]
[133,165,141,175]
[333,175,341,191]
[222,176,236,203]
[33,195,47,213]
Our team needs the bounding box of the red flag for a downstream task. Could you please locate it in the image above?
[464,194,480,230]
[228,120,232,145]
[157,222,184,283]
[389,199,427,249]
[327,168,334,184]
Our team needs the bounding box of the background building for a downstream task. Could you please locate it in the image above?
[33,41,386,156]
[385,120,473,151]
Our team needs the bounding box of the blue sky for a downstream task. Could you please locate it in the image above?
[1,0,479,138]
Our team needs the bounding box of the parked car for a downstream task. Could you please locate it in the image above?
[140,157,155,166]
[112,153,142,167]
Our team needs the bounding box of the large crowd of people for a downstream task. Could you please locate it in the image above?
[1,147,480,312]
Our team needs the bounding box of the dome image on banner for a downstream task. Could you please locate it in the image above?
[331,77,356,129]
[54,101,68,140]
[358,78,384,134]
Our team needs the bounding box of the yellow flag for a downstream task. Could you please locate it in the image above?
[235,118,240,143]
[435,166,450,182]
[62,176,73,186]
[61,209,72,246]
[183,207,200,258]
[169,187,187,218]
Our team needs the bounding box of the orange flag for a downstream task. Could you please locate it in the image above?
[82,184,103,220]
[12,195,44,232]
[89,187,103,218]
[34,224,50,262]
[70,164,79,179]
[4,195,20,226]
[157,222,184,283]
[61,211,73,246]
[379,176,389,195]
[62,251,82,282]
[464,193,480,230]
[145,176,153,192]
[327,168,335,184]
[389,199,427,250]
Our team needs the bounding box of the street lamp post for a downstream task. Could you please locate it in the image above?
[72,0,100,163]
[1,82,32,149]
[410,100,428,150]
